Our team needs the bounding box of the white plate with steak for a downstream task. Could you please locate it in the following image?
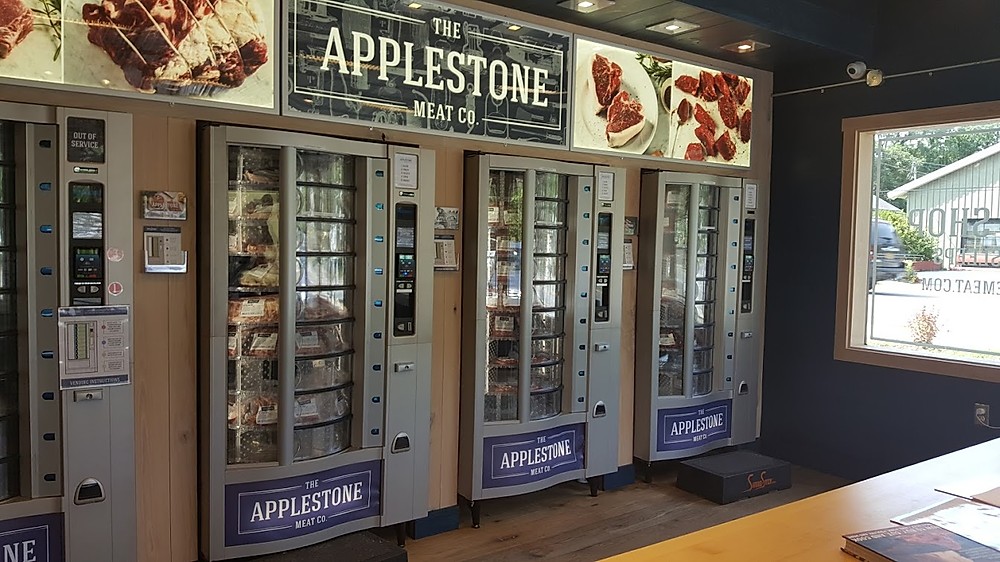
[573,41,656,154]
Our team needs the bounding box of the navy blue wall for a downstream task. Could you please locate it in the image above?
[760,60,1000,481]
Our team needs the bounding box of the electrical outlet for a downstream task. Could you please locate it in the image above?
[974,403,990,426]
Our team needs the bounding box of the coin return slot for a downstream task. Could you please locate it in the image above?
[74,478,106,505]
[391,433,411,453]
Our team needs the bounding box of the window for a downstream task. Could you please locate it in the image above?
[836,102,1000,381]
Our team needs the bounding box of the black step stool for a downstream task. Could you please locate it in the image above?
[676,451,791,505]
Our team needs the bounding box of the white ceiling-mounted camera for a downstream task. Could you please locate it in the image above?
[846,61,867,80]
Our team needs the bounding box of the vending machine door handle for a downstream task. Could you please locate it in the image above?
[594,343,610,352]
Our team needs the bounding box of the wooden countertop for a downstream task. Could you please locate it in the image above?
[604,438,1000,561]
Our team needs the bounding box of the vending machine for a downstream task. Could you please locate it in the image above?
[199,125,434,559]
[458,154,625,527]
[634,171,766,480]
[0,103,136,561]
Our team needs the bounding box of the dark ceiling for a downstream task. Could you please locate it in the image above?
[481,0,1000,92]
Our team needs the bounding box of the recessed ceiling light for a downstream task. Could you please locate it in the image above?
[722,39,770,53]
[557,0,615,13]
[407,2,421,7]
[508,24,521,31]
[647,18,701,36]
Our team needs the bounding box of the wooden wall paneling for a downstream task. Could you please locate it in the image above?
[165,118,199,562]
[430,146,464,510]
[619,168,640,466]
[132,114,175,561]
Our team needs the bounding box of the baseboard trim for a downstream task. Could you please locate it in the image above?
[408,506,460,540]
[603,464,636,491]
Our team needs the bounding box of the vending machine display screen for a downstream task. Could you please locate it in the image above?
[394,203,418,336]
[71,182,104,205]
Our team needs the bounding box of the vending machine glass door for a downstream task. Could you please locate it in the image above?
[529,172,568,421]
[0,122,17,500]
[484,170,524,422]
[292,150,356,461]
[226,145,282,465]
[658,185,688,397]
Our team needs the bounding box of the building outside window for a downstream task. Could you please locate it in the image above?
[837,106,1000,380]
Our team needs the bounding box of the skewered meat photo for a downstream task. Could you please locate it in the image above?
[0,0,61,81]
[64,0,272,105]
[0,0,33,59]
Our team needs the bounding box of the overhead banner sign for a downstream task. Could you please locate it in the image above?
[0,0,275,109]
[573,38,753,167]
[285,0,570,146]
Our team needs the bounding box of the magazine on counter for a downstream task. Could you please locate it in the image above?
[842,522,1000,561]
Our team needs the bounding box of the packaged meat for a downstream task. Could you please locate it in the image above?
[228,295,279,324]
[240,327,278,358]
[81,0,269,95]
[229,392,277,428]
[296,292,350,322]
[237,260,279,286]
[294,323,351,357]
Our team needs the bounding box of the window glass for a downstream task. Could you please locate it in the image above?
[863,120,1000,365]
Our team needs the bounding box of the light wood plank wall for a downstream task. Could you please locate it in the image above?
[132,116,200,562]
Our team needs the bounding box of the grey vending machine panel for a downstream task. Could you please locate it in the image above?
[634,171,763,468]
[459,155,625,519]
[199,126,434,560]
[57,108,136,562]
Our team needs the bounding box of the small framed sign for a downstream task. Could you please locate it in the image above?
[141,191,188,220]
[624,216,638,236]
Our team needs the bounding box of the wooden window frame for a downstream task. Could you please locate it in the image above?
[835,101,1000,383]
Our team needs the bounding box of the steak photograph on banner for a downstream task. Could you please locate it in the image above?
[285,0,570,146]
[573,37,753,166]
[0,0,276,108]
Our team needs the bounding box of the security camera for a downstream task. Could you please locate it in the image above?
[847,61,867,80]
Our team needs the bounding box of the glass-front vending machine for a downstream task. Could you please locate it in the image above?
[199,125,433,559]
[0,104,137,561]
[459,154,625,527]
[634,171,766,481]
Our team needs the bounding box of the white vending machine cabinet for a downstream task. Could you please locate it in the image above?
[458,154,625,526]
[634,170,767,481]
[199,125,434,560]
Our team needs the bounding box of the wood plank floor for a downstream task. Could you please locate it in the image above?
[390,462,848,561]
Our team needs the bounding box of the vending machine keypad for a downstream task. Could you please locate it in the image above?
[68,182,105,305]
[594,213,612,323]
[393,203,417,336]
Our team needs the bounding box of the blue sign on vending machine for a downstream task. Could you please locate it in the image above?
[0,513,64,562]
[656,400,732,452]
[482,423,585,489]
[225,459,381,547]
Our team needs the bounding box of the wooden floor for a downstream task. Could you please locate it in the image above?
[390,462,848,562]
